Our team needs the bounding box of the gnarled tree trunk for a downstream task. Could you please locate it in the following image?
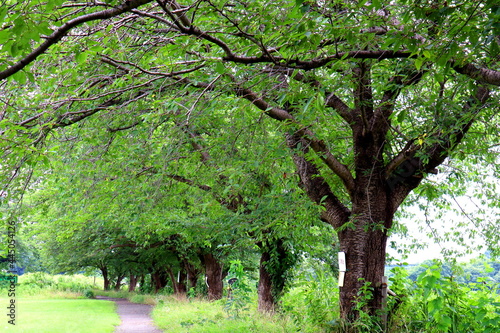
[202,253,224,300]
[257,251,275,313]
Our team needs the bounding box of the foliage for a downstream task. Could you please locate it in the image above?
[152,296,297,333]
[2,0,500,321]
[281,259,340,331]
[388,256,500,284]
[83,289,95,299]
[224,260,253,318]
[386,261,500,333]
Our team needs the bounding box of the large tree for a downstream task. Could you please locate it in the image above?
[2,0,500,321]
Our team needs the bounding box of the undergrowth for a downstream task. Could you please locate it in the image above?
[2,262,500,332]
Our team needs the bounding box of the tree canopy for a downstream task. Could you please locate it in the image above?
[1,0,500,320]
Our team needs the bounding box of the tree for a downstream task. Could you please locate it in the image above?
[2,0,500,321]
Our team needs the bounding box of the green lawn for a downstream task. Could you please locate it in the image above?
[0,298,120,333]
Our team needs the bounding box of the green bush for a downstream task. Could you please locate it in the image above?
[281,263,339,332]
[83,289,95,299]
[387,262,500,333]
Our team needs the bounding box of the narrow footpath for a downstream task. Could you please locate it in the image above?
[96,296,163,333]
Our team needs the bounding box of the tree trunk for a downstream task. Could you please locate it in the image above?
[128,274,138,292]
[257,238,295,313]
[257,251,275,313]
[151,270,168,293]
[286,130,395,321]
[100,266,111,290]
[202,253,224,300]
[166,267,187,297]
[184,260,200,290]
[114,274,125,291]
[338,217,390,320]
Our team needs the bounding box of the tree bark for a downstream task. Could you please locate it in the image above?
[286,128,394,320]
[114,274,125,291]
[202,253,224,300]
[151,270,168,293]
[166,267,187,297]
[100,265,111,291]
[337,185,393,320]
[257,251,275,313]
[128,274,138,292]
[256,238,295,313]
[184,260,200,290]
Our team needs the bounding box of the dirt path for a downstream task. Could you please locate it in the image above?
[96,296,163,333]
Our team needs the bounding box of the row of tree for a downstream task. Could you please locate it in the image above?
[1,0,500,321]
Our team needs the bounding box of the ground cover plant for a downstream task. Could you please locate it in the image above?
[152,297,301,333]
[1,263,499,332]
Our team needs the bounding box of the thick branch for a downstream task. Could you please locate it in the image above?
[286,134,351,228]
[234,83,355,193]
[223,50,413,70]
[166,174,212,191]
[325,93,353,123]
[454,63,500,86]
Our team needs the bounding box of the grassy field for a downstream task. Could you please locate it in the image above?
[151,296,313,333]
[0,297,120,333]
[0,272,326,332]
[0,273,120,332]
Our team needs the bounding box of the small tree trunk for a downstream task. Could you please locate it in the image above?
[128,274,138,292]
[114,274,125,291]
[184,260,200,290]
[257,238,295,313]
[203,253,224,300]
[100,266,111,290]
[166,267,187,297]
[151,270,168,293]
[257,251,275,313]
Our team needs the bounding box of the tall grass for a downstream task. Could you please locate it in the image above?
[0,272,102,298]
[3,266,499,333]
[152,296,298,333]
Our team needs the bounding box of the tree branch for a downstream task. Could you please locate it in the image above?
[286,133,351,228]
[166,174,212,191]
[454,63,500,86]
[233,81,355,194]
[0,0,154,81]
[389,85,491,209]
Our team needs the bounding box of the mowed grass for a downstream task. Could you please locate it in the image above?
[0,298,120,333]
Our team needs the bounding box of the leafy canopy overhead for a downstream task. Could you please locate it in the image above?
[1,1,500,263]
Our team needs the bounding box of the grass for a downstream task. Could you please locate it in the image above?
[151,296,300,333]
[0,297,120,333]
[0,272,327,332]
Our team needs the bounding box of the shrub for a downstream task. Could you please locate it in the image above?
[83,289,95,299]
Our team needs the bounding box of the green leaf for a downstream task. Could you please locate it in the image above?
[215,62,225,74]
[414,57,423,70]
